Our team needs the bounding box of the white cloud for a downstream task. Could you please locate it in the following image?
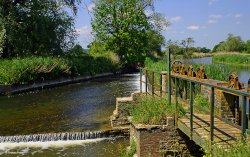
[87,3,95,12]
[187,25,200,30]
[208,19,217,24]
[234,13,243,18]
[208,0,218,5]
[209,14,223,19]
[170,16,182,22]
[76,25,92,36]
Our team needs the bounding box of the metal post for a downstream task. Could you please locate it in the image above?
[210,87,215,147]
[160,73,162,97]
[167,48,171,104]
[145,69,148,95]
[190,81,194,139]
[140,68,142,93]
[242,96,247,141]
[152,71,155,96]
[175,77,178,127]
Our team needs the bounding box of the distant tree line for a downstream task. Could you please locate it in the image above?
[166,37,211,56]
[212,34,250,53]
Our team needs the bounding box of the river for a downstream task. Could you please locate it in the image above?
[184,57,250,86]
[0,74,140,156]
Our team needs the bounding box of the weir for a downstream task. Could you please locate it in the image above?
[0,130,128,143]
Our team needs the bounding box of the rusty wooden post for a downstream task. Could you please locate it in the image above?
[161,71,167,97]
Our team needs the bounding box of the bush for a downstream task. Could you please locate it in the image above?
[213,54,250,65]
[0,56,118,85]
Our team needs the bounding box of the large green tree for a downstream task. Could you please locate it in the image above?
[0,0,78,58]
[91,0,167,68]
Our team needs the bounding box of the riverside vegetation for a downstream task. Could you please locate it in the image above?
[213,54,250,66]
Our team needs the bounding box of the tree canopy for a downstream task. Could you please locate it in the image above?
[91,0,167,68]
[0,0,80,58]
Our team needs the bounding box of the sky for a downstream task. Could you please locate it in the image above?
[74,0,250,49]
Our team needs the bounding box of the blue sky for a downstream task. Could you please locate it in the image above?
[75,0,250,49]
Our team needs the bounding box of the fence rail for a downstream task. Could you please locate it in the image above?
[139,67,250,146]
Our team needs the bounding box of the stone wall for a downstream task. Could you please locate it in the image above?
[130,118,203,157]
[111,92,142,128]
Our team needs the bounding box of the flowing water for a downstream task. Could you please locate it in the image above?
[0,74,140,156]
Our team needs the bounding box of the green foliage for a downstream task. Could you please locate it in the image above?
[120,140,136,157]
[204,142,250,157]
[213,54,250,66]
[246,40,250,54]
[91,0,167,67]
[0,56,118,85]
[65,44,87,57]
[145,58,230,81]
[0,0,76,58]
[212,34,245,52]
[194,94,219,115]
[129,96,185,125]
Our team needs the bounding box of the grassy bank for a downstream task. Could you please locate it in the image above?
[124,95,185,125]
[213,54,250,66]
[144,58,230,81]
[0,56,118,85]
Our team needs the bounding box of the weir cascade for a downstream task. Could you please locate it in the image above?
[0,130,128,143]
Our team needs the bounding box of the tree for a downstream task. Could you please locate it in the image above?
[246,40,250,54]
[91,0,168,68]
[0,0,77,58]
[225,34,245,52]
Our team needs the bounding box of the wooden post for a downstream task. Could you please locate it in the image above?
[210,87,215,148]
[146,69,148,95]
[175,77,178,128]
[161,71,167,96]
[190,81,194,140]
[242,96,247,141]
[160,73,162,97]
[167,48,171,105]
[152,71,155,96]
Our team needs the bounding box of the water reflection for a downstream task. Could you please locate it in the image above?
[0,74,140,136]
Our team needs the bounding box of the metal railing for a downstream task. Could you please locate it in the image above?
[139,49,250,146]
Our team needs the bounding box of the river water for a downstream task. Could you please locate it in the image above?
[0,74,140,156]
[183,57,250,86]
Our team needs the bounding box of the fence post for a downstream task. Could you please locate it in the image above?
[140,68,142,93]
[167,48,171,105]
[152,71,155,96]
[242,96,247,142]
[210,87,215,148]
[175,77,178,127]
[160,73,162,97]
[145,69,148,95]
[190,81,194,140]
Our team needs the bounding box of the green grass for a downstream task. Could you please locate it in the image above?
[194,94,219,115]
[0,56,118,85]
[128,96,185,125]
[204,141,250,157]
[119,140,136,157]
[213,54,250,66]
[144,57,230,81]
